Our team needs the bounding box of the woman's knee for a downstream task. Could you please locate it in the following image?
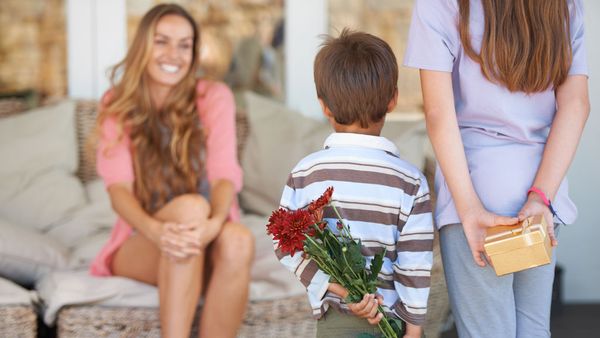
[157,194,210,223]
[213,223,255,266]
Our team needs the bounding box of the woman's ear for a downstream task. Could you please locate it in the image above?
[386,88,399,114]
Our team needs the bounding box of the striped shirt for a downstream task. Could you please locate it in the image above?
[275,132,434,326]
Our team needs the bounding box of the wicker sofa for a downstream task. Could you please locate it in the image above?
[0,92,448,337]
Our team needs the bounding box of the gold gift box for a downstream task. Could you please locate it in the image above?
[484,215,552,276]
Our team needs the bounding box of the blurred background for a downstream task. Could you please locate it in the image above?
[0,0,598,337]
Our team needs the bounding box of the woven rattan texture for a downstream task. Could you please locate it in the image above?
[0,305,37,338]
[57,295,314,338]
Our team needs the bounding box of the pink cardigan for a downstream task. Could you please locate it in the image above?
[90,80,243,276]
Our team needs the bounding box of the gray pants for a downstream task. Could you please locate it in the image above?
[440,223,557,338]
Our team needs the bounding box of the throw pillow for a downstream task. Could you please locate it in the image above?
[0,218,69,286]
[240,92,330,216]
[0,100,87,231]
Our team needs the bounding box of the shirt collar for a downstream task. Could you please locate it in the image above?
[323,132,400,156]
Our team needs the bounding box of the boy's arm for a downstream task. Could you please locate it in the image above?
[274,176,331,309]
[392,175,434,327]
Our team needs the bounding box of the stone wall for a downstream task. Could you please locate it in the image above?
[126,0,283,81]
[0,0,66,98]
[329,0,420,112]
[0,0,421,110]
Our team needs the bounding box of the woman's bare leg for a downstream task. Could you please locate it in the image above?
[199,221,255,338]
[111,194,210,338]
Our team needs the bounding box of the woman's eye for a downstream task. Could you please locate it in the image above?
[179,43,192,50]
[154,40,167,45]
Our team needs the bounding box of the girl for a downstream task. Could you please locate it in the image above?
[404,0,589,337]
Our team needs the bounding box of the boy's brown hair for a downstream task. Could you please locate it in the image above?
[314,28,398,128]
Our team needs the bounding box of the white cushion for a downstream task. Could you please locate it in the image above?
[0,100,87,231]
[243,212,305,301]
[240,92,330,216]
[0,277,34,305]
[47,179,116,251]
[36,271,158,325]
[380,113,427,170]
[0,218,69,286]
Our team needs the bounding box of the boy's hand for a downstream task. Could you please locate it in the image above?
[327,283,384,325]
[403,322,422,338]
[348,293,384,325]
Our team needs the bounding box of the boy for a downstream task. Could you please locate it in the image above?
[275,29,434,338]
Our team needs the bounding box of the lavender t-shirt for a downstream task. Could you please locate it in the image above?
[404,0,588,228]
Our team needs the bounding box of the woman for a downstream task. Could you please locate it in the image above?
[89,4,254,338]
[404,0,589,337]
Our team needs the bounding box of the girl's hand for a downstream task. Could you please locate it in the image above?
[518,193,558,247]
[460,206,519,267]
[347,293,384,325]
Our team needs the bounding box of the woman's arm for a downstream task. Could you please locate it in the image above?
[518,75,590,243]
[420,70,517,266]
[107,183,163,243]
[107,183,201,258]
[180,179,236,250]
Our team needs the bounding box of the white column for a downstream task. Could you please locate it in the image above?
[66,0,126,99]
[285,0,328,119]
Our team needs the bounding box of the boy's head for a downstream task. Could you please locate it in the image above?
[314,29,398,130]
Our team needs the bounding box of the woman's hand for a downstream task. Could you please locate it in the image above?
[159,222,201,260]
[518,193,558,247]
[177,218,222,249]
[460,206,518,267]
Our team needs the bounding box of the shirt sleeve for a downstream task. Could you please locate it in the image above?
[568,0,588,76]
[403,0,460,72]
[392,174,434,326]
[197,81,243,192]
[96,116,135,188]
[275,175,330,315]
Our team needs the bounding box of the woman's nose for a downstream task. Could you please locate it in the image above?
[166,43,179,59]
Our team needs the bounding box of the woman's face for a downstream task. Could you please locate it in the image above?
[146,14,194,89]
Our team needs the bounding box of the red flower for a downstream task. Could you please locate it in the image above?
[267,208,316,257]
[308,186,334,220]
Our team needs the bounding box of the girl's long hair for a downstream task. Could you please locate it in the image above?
[96,4,204,213]
[458,0,572,93]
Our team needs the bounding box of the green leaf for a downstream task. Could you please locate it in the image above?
[370,250,385,281]
[389,318,405,335]
[345,241,366,273]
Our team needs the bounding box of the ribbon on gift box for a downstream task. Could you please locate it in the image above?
[484,216,547,245]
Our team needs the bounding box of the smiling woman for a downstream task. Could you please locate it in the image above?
[147,15,194,89]
[88,4,254,338]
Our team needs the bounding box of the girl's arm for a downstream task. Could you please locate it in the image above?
[518,75,590,243]
[420,69,518,267]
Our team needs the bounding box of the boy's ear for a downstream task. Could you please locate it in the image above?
[319,98,334,119]
[386,88,399,114]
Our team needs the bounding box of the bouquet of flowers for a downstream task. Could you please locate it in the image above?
[266,187,403,338]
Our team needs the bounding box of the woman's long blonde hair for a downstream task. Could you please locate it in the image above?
[459,0,572,93]
[97,4,204,213]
